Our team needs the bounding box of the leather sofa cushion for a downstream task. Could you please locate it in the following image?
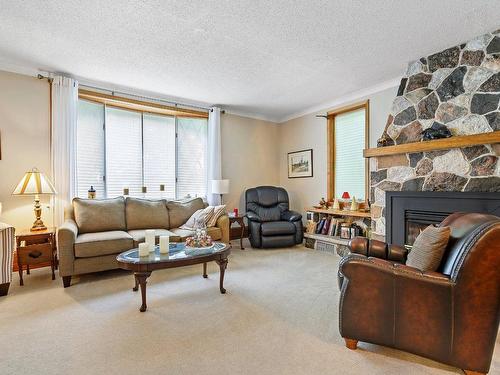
[127,229,180,246]
[261,221,296,236]
[74,231,133,258]
[167,198,206,228]
[73,197,126,234]
[125,197,169,230]
[169,227,222,242]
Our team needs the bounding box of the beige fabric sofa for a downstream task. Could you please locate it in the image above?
[58,197,229,287]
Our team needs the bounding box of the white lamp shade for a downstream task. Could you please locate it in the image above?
[211,179,230,195]
[12,168,57,195]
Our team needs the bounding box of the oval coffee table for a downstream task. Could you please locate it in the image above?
[117,242,231,312]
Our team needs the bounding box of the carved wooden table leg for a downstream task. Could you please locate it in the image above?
[239,222,245,250]
[203,262,208,278]
[132,275,139,292]
[134,272,152,312]
[18,254,24,286]
[216,257,228,294]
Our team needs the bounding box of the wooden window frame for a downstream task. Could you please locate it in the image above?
[78,89,209,119]
[327,100,370,201]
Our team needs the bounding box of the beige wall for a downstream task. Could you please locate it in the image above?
[221,113,280,213]
[0,70,52,230]
[278,86,397,214]
[0,68,394,229]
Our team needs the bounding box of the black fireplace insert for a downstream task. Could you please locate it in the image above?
[386,191,500,246]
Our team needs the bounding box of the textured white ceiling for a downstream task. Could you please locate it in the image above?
[0,1,499,122]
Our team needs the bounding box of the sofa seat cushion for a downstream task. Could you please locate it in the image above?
[73,197,126,234]
[261,221,296,236]
[127,229,180,246]
[168,227,222,242]
[75,231,133,258]
[125,197,169,230]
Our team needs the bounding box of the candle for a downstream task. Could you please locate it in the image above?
[159,235,170,254]
[138,243,149,257]
[123,187,129,196]
[145,229,156,252]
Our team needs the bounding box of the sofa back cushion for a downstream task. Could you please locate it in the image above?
[125,197,169,230]
[73,197,126,234]
[167,198,206,229]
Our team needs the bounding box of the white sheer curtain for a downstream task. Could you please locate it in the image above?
[51,76,79,226]
[206,107,222,205]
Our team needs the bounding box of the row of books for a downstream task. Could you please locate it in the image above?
[307,218,345,237]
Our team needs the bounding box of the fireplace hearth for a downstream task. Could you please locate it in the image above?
[386,191,500,246]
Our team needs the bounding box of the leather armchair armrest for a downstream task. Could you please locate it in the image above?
[246,211,261,222]
[57,219,78,277]
[281,210,302,222]
[348,237,408,263]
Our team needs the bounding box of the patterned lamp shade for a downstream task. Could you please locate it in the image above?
[12,168,56,196]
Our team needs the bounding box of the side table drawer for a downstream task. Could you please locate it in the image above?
[17,243,53,265]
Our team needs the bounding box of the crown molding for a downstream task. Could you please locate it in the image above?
[277,77,401,124]
[0,60,401,125]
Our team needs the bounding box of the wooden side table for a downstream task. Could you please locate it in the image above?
[228,216,246,250]
[16,228,57,286]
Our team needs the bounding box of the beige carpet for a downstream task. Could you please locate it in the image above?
[1,241,499,375]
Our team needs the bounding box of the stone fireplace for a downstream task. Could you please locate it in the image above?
[369,29,500,242]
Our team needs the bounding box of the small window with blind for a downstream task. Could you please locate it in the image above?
[76,92,208,200]
[327,101,369,201]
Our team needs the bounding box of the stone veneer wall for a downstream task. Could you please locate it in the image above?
[370,29,500,240]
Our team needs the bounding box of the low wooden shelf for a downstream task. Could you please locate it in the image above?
[306,207,371,218]
[363,132,500,158]
[303,233,350,246]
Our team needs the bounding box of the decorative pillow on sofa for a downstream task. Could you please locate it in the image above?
[406,225,451,272]
[73,197,126,234]
[207,205,226,227]
[167,198,206,229]
[180,206,215,230]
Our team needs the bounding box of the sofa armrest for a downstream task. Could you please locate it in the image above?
[281,210,302,222]
[216,214,230,244]
[348,237,408,263]
[246,211,261,222]
[57,219,78,277]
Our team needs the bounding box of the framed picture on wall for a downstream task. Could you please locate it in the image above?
[288,149,313,178]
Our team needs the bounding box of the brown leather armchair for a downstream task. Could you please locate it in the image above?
[338,213,500,375]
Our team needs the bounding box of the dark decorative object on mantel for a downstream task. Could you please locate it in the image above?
[377,131,395,147]
[421,122,452,141]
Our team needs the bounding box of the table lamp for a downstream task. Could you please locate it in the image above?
[12,168,56,231]
[211,179,230,204]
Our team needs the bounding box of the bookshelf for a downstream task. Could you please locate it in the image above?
[306,207,371,218]
[304,206,371,254]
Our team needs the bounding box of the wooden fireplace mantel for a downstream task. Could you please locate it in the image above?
[363,131,500,158]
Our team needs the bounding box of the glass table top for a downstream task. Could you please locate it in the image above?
[117,242,229,264]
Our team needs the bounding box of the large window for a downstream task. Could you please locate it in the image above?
[76,96,208,199]
[327,101,369,201]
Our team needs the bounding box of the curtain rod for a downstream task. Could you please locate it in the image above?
[37,73,224,113]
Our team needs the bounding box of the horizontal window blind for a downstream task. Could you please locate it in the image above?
[334,108,366,200]
[76,100,105,198]
[105,107,143,198]
[177,118,208,199]
[76,99,208,200]
[143,113,176,199]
